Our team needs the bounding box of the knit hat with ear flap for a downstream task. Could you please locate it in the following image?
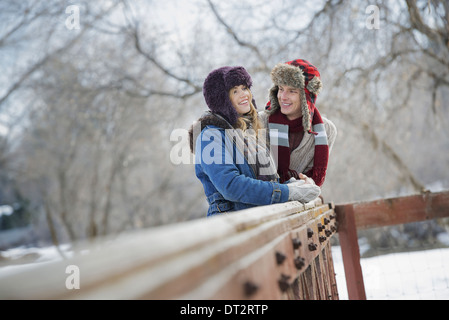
[265,59,329,186]
[266,59,323,132]
[203,66,255,126]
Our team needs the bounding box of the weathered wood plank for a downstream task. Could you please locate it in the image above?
[336,191,449,229]
[0,198,339,300]
[334,204,366,300]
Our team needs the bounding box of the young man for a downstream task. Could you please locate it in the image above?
[260,59,337,187]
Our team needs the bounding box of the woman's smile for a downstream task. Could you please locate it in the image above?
[230,85,251,114]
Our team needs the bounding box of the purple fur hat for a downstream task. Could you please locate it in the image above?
[202,66,254,125]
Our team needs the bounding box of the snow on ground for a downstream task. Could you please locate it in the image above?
[0,205,13,217]
[1,244,449,299]
[0,245,72,277]
[332,245,449,300]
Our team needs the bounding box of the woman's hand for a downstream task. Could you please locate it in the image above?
[287,183,321,203]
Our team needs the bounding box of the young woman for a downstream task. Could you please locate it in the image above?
[189,66,320,217]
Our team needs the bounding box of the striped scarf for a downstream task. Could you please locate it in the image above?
[209,112,279,182]
[268,108,328,186]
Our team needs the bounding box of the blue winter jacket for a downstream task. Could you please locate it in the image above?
[191,115,289,217]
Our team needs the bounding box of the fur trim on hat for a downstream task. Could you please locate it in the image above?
[188,112,232,154]
[270,63,306,90]
[307,76,322,95]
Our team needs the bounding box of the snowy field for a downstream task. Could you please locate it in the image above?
[1,245,449,300]
[332,245,449,300]
[0,245,73,277]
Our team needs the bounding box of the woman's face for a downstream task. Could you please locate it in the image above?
[229,85,251,115]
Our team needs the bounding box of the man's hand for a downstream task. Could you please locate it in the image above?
[299,173,315,185]
[287,173,315,186]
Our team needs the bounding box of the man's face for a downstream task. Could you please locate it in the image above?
[277,85,302,120]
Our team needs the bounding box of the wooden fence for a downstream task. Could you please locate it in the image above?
[1,190,448,300]
[0,198,338,300]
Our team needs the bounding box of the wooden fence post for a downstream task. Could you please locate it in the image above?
[335,204,366,300]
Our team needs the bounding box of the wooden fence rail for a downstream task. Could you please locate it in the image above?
[0,198,338,300]
[2,190,448,300]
